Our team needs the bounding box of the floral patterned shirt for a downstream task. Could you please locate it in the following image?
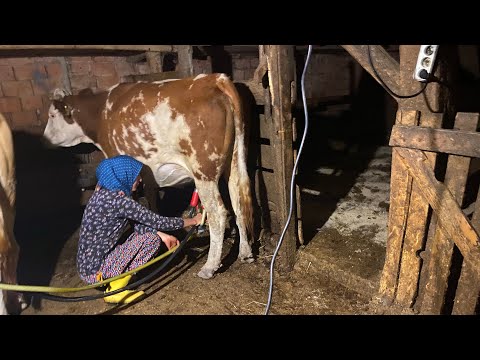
[77,188,184,278]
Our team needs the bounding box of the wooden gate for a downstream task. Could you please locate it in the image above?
[343,45,480,314]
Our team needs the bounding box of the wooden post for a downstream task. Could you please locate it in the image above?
[256,46,273,238]
[341,45,401,97]
[395,45,453,308]
[265,45,297,272]
[374,45,454,309]
[175,45,193,78]
[146,52,163,73]
[378,110,418,304]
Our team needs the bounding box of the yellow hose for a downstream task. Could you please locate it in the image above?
[0,231,195,293]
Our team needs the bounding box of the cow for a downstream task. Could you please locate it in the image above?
[0,112,27,314]
[42,73,255,280]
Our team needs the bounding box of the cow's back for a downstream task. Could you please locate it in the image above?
[98,75,237,182]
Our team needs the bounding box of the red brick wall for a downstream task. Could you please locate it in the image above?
[0,50,395,136]
[0,56,153,134]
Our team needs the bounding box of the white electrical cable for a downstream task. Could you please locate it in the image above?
[264,45,313,315]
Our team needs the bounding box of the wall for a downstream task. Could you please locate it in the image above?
[0,47,398,142]
[0,55,153,134]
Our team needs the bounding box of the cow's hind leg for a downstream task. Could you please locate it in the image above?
[195,180,227,279]
[226,167,254,263]
[0,246,27,315]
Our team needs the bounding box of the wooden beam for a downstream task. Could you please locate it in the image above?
[378,110,418,304]
[421,112,479,314]
[265,45,297,273]
[126,53,147,63]
[146,52,163,73]
[0,45,174,52]
[395,112,443,308]
[175,45,193,78]
[390,119,480,158]
[396,147,480,279]
[453,183,480,314]
[452,117,480,314]
[126,71,180,82]
[341,45,401,98]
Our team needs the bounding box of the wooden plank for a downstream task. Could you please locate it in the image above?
[396,147,480,278]
[265,45,297,273]
[388,45,453,309]
[0,45,173,52]
[341,45,401,98]
[421,113,479,314]
[453,169,480,314]
[126,53,147,63]
[390,123,480,158]
[394,181,430,306]
[378,110,418,304]
[126,71,181,82]
[453,192,480,313]
[395,112,444,307]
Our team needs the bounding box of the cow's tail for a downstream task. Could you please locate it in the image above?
[216,74,254,239]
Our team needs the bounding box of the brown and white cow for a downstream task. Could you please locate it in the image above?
[43,73,255,279]
[0,113,26,314]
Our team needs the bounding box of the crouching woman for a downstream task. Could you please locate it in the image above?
[77,155,202,304]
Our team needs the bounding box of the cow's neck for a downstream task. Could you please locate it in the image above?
[68,92,109,145]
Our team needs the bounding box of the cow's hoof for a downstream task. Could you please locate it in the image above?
[197,267,216,279]
[18,294,28,310]
[239,255,255,263]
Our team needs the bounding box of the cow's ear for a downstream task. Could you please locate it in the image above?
[50,88,69,101]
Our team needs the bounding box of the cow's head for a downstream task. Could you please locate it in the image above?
[43,88,92,147]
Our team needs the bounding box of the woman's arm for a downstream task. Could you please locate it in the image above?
[116,195,203,231]
[116,195,185,231]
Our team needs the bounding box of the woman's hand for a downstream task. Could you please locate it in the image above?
[183,213,203,227]
[157,231,180,250]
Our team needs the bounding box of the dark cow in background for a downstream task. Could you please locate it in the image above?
[43,73,255,279]
[0,113,26,314]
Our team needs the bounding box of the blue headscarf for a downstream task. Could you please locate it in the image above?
[96,155,143,196]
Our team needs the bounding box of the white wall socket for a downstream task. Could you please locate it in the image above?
[413,45,439,82]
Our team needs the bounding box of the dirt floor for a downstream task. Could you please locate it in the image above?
[15,142,400,316]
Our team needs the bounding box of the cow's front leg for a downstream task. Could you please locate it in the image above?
[195,181,227,279]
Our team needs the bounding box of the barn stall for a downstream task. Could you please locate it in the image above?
[0,45,478,315]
